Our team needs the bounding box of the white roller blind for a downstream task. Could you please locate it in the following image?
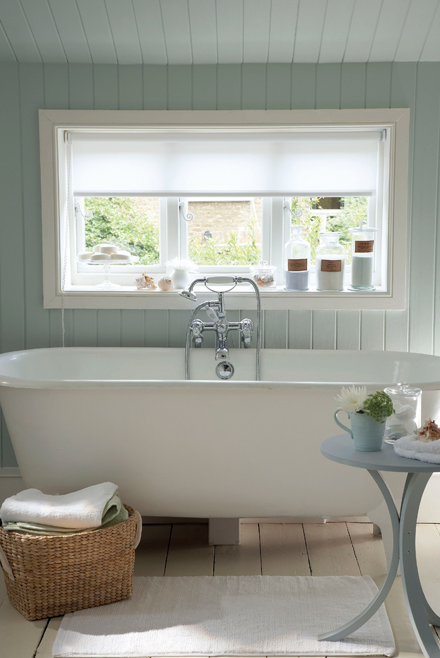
[71,129,380,196]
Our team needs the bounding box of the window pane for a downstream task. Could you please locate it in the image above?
[187,198,261,266]
[83,197,160,265]
[290,196,368,265]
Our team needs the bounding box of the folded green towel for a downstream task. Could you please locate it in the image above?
[2,492,128,535]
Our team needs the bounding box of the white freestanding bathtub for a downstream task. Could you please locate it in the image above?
[1,347,440,526]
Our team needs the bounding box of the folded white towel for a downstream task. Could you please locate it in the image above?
[393,435,440,464]
[0,482,118,530]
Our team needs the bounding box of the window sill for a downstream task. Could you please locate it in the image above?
[47,284,403,311]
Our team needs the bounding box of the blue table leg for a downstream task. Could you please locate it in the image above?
[319,469,400,642]
[400,472,440,657]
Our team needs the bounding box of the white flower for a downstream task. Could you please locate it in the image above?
[166,258,197,272]
[335,385,368,413]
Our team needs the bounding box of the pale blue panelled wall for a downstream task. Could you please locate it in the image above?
[0,62,438,466]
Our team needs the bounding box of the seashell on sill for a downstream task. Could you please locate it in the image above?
[254,273,275,287]
[414,419,440,443]
[158,276,174,291]
[135,274,157,290]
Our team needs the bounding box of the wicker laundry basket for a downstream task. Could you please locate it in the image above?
[0,504,138,620]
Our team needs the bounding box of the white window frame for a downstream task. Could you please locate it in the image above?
[39,109,409,311]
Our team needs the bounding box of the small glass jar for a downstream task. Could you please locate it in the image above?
[384,383,422,441]
[250,262,277,288]
[284,225,310,291]
[315,233,346,291]
[349,222,378,291]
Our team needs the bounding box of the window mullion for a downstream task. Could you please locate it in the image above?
[269,197,286,286]
[164,197,180,263]
[178,198,189,260]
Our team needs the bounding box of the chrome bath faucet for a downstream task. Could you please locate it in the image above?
[180,277,261,380]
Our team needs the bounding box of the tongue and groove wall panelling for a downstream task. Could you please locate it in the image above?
[69,64,99,348]
[19,0,66,64]
[118,65,145,347]
[241,63,269,349]
[92,65,122,347]
[217,64,242,111]
[266,64,291,111]
[433,69,440,356]
[167,65,193,345]
[409,63,440,355]
[386,62,417,352]
[143,66,170,340]
[1,61,440,465]
[288,63,316,347]
[264,311,288,350]
[0,21,16,62]
[143,65,168,110]
[47,1,92,64]
[168,65,192,110]
[337,62,366,351]
[142,65,168,347]
[361,63,392,351]
[119,65,143,110]
[192,65,217,110]
[0,64,23,467]
[44,65,69,347]
[311,63,341,350]
[20,64,48,351]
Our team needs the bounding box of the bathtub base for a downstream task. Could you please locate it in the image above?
[209,518,241,545]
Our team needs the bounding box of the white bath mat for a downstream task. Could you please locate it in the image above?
[53,575,395,657]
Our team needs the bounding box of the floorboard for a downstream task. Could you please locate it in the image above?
[0,596,47,657]
[304,522,360,576]
[36,617,62,657]
[165,523,214,576]
[259,523,310,576]
[0,569,7,607]
[348,522,421,655]
[214,523,261,576]
[134,524,171,577]
[3,521,436,657]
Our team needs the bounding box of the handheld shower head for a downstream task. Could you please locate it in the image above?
[179,277,207,302]
[180,288,197,302]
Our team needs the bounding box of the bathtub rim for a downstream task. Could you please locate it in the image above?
[1,347,440,391]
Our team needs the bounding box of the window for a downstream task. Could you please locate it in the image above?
[39,109,409,310]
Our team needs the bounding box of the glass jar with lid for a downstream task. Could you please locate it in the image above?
[250,261,277,289]
[284,226,311,291]
[349,221,378,291]
[384,383,422,441]
[315,233,346,291]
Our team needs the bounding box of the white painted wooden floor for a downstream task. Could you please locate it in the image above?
[2,521,439,657]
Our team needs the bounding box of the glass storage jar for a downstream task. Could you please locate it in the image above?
[284,225,310,291]
[315,233,346,291]
[384,383,422,441]
[250,262,277,288]
[349,221,378,291]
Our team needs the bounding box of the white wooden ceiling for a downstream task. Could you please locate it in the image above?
[0,0,440,65]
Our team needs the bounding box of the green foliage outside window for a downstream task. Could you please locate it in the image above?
[82,196,367,269]
[84,197,160,265]
[291,196,368,265]
[188,218,261,266]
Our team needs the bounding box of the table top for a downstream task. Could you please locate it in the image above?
[321,434,440,472]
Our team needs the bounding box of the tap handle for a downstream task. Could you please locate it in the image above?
[241,318,254,335]
[191,319,204,337]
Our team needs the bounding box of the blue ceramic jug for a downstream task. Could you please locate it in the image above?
[334,408,385,451]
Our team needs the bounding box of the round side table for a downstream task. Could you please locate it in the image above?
[320,434,440,658]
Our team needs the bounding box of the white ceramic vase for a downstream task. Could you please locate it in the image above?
[171,269,190,289]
